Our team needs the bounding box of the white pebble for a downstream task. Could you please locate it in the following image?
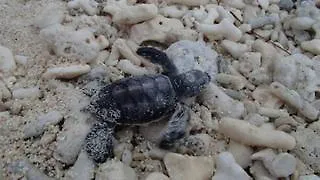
[14,55,28,65]
[212,152,251,180]
[258,0,270,9]
[290,17,316,31]
[0,45,16,72]
[12,87,41,99]
[164,152,214,180]
[24,111,63,138]
[43,65,91,79]
[251,149,297,178]
[228,141,254,168]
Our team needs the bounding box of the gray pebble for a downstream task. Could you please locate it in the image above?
[8,160,54,180]
[279,0,295,11]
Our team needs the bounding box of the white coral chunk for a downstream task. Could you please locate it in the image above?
[103,1,158,24]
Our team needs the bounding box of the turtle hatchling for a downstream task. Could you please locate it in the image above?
[84,47,211,163]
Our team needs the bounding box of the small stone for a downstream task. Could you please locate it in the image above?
[145,172,170,180]
[0,45,16,72]
[96,160,137,180]
[164,152,214,180]
[12,87,41,99]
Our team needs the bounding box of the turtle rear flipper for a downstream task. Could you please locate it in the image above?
[159,103,190,149]
[85,121,115,163]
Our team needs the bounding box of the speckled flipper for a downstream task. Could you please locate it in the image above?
[85,121,115,163]
[159,103,190,149]
[136,47,178,77]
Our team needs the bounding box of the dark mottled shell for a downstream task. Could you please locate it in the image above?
[90,74,177,124]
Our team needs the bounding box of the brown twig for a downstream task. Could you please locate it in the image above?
[229,11,292,55]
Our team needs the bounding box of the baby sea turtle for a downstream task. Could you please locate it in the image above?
[85,47,211,163]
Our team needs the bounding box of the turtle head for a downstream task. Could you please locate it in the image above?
[171,70,211,99]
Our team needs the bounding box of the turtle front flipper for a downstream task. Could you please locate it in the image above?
[159,103,190,149]
[85,121,115,163]
[136,47,178,77]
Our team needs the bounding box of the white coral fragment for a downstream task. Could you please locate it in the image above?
[159,5,188,18]
[216,73,246,90]
[270,82,319,121]
[201,83,245,118]
[117,59,151,76]
[219,117,296,150]
[130,15,197,44]
[43,65,91,79]
[40,25,108,63]
[12,87,41,100]
[103,1,158,24]
[197,19,242,41]
[221,40,250,58]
